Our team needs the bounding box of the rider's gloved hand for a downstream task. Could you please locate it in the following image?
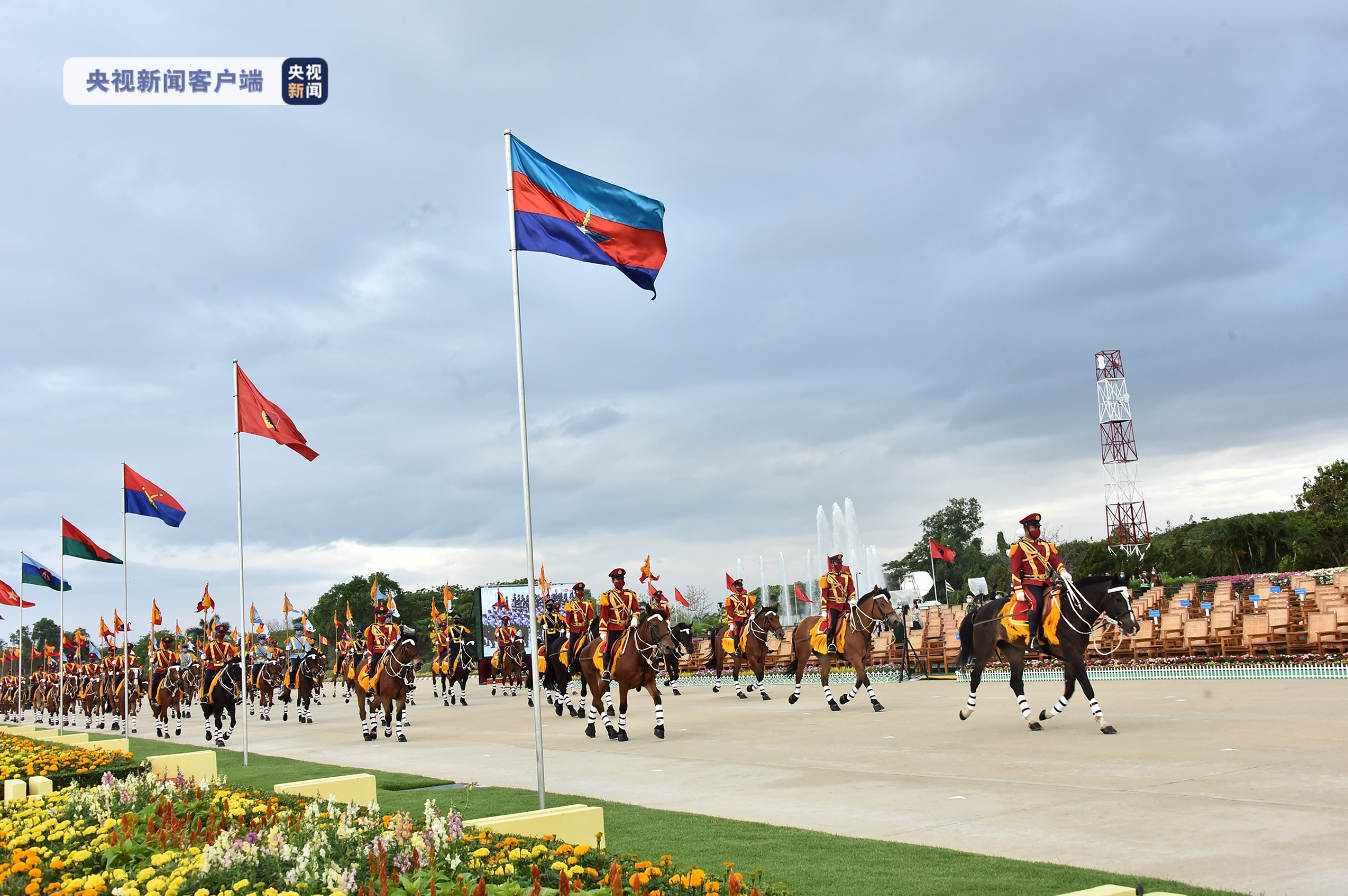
[629,616,639,628]
[1014,588,1027,602]
[1061,570,1074,585]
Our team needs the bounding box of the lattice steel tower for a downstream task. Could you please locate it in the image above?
[1095,350,1150,555]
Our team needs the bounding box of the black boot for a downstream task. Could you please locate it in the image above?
[1027,610,1042,651]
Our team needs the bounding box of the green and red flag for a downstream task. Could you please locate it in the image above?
[61,519,122,564]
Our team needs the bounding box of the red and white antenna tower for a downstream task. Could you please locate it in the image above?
[1095,350,1150,555]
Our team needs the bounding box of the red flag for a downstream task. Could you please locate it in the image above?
[196,584,215,614]
[795,584,814,604]
[0,579,35,608]
[929,539,956,563]
[647,580,658,597]
[235,365,319,461]
[725,572,736,591]
[673,588,689,608]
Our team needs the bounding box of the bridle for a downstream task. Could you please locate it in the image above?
[1059,580,1137,655]
[632,616,678,669]
[746,609,785,649]
[848,593,899,638]
[382,638,420,689]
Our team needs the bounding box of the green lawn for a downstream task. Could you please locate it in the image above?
[115,734,1250,896]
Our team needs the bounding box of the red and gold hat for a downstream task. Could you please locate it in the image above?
[1019,513,1042,527]
[573,582,586,593]
[609,568,626,579]
[828,553,844,563]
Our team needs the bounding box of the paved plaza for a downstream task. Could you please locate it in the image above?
[169,674,1346,896]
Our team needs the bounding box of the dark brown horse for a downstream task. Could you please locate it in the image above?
[578,610,680,741]
[490,638,528,698]
[706,606,785,700]
[957,574,1138,733]
[788,587,901,712]
[150,666,184,738]
[350,633,421,742]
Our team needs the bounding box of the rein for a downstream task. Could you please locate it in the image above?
[848,596,894,639]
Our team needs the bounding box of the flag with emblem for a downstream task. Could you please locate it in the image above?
[113,609,129,633]
[640,556,659,584]
[345,601,353,626]
[929,539,956,563]
[196,584,214,614]
[150,600,162,627]
[508,135,666,295]
[21,554,69,592]
[283,594,294,614]
[795,584,814,604]
[251,604,264,627]
[123,465,186,527]
[235,364,318,461]
[98,617,112,642]
[0,579,34,608]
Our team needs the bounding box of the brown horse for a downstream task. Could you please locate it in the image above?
[490,639,528,698]
[706,606,785,700]
[150,666,184,738]
[956,574,1138,733]
[349,634,421,742]
[788,587,901,712]
[577,610,680,742]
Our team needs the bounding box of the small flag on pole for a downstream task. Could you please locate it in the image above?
[795,584,814,604]
[123,465,187,527]
[235,365,319,461]
[151,599,162,627]
[61,519,122,564]
[673,588,690,608]
[283,594,294,614]
[929,539,956,563]
[20,554,68,592]
[196,584,214,613]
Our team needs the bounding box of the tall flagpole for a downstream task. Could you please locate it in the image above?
[505,129,546,811]
[58,522,65,732]
[17,554,23,722]
[122,473,130,731]
[233,360,250,765]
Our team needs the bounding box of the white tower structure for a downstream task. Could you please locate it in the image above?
[1095,350,1150,555]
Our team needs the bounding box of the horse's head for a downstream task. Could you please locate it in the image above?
[396,635,422,667]
[756,605,786,640]
[861,587,903,629]
[670,622,695,655]
[1099,575,1139,635]
[641,610,680,658]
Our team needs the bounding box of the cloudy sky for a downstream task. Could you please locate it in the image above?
[2,2,1346,632]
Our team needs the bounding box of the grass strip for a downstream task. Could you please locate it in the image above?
[120,735,1250,896]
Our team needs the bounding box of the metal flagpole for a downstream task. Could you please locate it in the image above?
[122,476,130,731]
[17,554,23,722]
[930,551,939,605]
[233,360,250,765]
[58,522,65,732]
[504,128,546,811]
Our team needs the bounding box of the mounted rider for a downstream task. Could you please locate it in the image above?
[285,617,311,687]
[648,588,671,619]
[492,613,520,662]
[363,600,402,683]
[598,568,640,684]
[724,579,755,658]
[540,597,566,657]
[200,620,238,700]
[563,583,594,673]
[819,553,856,655]
[150,635,178,706]
[1008,512,1072,651]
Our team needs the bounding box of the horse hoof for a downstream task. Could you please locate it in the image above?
[617,730,629,742]
[737,692,748,700]
[671,688,680,696]
[788,694,799,705]
[761,691,771,700]
[205,732,212,742]
[829,701,841,712]
[398,734,408,743]
[491,688,497,696]
[344,698,350,704]
[585,724,596,739]
[1101,725,1117,735]
[1029,721,1043,731]
[871,701,884,712]
[215,739,225,747]
[569,708,579,718]
[654,726,665,739]
[528,699,534,708]
[554,703,563,717]
[711,685,720,694]
[607,727,619,740]
[958,709,971,721]
[1039,710,1050,722]
[747,684,756,692]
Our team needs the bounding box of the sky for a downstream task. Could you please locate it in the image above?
[2,2,1347,635]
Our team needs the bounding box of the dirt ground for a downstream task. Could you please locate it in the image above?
[153,673,1347,896]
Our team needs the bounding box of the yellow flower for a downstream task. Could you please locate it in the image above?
[137,868,158,883]
[573,844,590,857]
[550,862,567,873]
[471,848,490,858]
[233,881,250,892]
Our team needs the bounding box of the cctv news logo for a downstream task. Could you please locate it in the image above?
[63,57,328,106]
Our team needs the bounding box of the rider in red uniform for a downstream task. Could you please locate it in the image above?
[563,583,594,673]
[724,579,755,657]
[598,569,640,683]
[648,588,671,618]
[1008,512,1071,650]
[363,602,402,681]
[819,554,856,655]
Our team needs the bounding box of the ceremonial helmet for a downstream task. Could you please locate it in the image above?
[450,612,462,622]
[609,568,626,580]
[374,601,389,619]
[215,620,232,635]
[828,553,844,565]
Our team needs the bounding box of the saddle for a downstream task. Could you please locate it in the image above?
[809,615,851,655]
[594,632,629,675]
[999,589,1063,646]
[357,653,388,691]
[720,625,750,656]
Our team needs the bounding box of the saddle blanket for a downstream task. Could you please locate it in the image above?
[357,654,388,691]
[720,626,749,657]
[999,590,1063,646]
[809,615,851,655]
[594,632,629,675]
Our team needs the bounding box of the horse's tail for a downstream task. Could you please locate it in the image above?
[956,610,976,671]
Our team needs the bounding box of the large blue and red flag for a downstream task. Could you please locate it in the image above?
[509,135,666,295]
[124,464,186,528]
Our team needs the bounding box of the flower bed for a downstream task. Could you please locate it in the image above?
[0,773,784,896]
[0,734,143,789]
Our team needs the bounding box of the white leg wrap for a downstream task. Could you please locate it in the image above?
[1089,697,1103,720]
[654,704,664,726]
[866,684,878,702]
[618,711,627,731]
[1050,696,1070,717]
[847,685,859,700]
[792,683,802,699]
[823,685,833,704]
[1018,694,1032,719]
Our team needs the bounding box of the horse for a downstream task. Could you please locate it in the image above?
[444,639,475,706]
[788,586,902,712]
[957,574,1139,733]
[150,665,184,738]
[279,649,325,724]
[331,650,353,701]
[351,634,421,742]
[577,610,680,742]
[541,629,590,718]
[250,656,283,721]
[706,606,785,700]
[665,621,694,695]
[200,659,242,747]
[490,639,528,698]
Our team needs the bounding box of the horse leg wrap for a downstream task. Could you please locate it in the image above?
[847,685,859,701]
[1017,694,1032,719]
[733,681,743,696]
[654,703,664,728]
[1049,696,1069,717]
[823,685,833,706]
[619,711,627,731]
[961,690,977,719]
[1089,697,1103,720]
[866,684,879,703]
